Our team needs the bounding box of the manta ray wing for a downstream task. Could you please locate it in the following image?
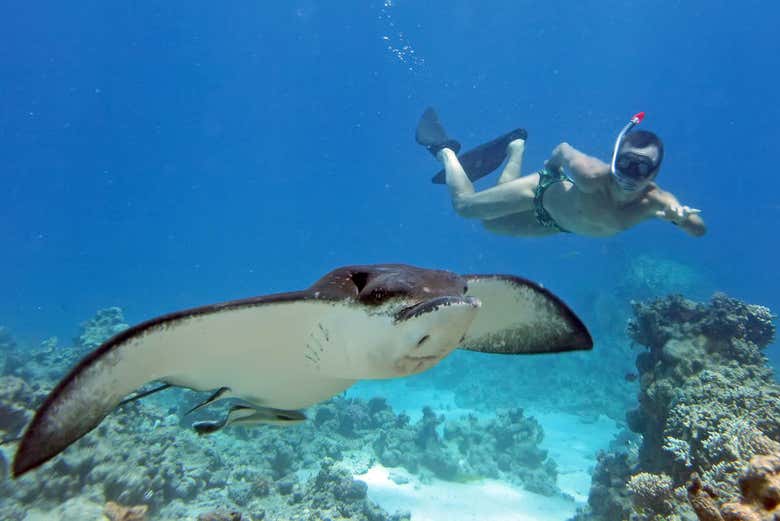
[11,295,363,477]
[460,275,593,354]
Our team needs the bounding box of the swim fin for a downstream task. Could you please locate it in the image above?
[431,128,528,184]
[416,107,461,156]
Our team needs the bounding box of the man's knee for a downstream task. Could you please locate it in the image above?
[452,196,479,218]
[506,139,525,157]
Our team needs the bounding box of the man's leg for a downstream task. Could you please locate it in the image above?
[482,211,559,237]
[497,139,526,184]
[438,148,475,199]
[439,148,538,220]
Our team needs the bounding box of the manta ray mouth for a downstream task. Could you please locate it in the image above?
[394,296,480,322]
[401,354,442,373]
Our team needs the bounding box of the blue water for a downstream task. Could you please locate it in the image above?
[3,2,779,354]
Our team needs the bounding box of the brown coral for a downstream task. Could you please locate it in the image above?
[104,501,149,521]
[690,454,780,521]
[688,473,724,521]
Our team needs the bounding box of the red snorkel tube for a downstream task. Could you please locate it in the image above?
[610,111,646,190]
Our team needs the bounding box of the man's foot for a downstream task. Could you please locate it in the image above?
[416,107,462,157]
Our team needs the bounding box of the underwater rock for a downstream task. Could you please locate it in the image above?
[0,375,47,441]
[14,496,104,521]
[276,477,297,496]
[197,509,247,521]
[443,408,558,495]
[74,306,129,353]
[569,450,634,521]
[104,500,149,521]
[369,403,559,493]
[578,293,778,521]
[6,323,119,385]
[4,394,218,511]
[301,458,408,521]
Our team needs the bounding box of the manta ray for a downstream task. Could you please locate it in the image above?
[11,264,592,477]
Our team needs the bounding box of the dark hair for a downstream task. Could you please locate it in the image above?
[620,130,664,169]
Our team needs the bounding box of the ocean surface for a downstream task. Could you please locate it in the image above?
[2,2,779,520]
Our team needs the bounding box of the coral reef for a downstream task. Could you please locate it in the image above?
[572,293,778,521]
[74,306,129,353]
[301,458,410,521]
[105,501,149,521]
[627,295,778,486]
[569,450,634,521]
[688,453,780,520]
[443,408,558,494]
[0,375,47,439]
[4,308,129,383]
[626,472,674,517]
[1,373,555,519]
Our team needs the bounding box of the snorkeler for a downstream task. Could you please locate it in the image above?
[416,108,706,237]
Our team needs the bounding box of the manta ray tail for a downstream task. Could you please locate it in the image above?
[185,387,233,415]
[193,405,306,435]
[117,383,173,408]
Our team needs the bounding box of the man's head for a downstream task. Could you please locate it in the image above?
[612,130,664,192]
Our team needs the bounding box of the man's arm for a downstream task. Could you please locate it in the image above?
[649,188,707,237]
[611,186,706,236]
[546,142,610,193]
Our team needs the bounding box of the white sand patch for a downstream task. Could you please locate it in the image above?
[348,381,620,503]
[527,409,618,502]
[356,464,578,521]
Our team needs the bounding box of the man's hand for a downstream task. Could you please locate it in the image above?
[655,204,702,224]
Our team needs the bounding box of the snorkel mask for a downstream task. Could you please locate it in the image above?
[610,111,655,192]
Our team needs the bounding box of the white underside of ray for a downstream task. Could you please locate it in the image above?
[50,297,480,437]
[87,301,399,412]
[463,277,574,353]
